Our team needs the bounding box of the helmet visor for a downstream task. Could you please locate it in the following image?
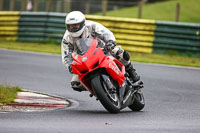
[67,20,85,33]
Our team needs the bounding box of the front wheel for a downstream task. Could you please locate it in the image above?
[128,89,145,111]
[91,75,121,113]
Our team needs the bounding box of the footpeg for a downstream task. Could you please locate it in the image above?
[133,81,144,89]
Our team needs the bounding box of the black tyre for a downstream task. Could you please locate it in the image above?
[128,89,145,111]
[91,75,121,113]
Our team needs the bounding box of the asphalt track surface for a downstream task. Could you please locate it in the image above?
[0,49,200,133]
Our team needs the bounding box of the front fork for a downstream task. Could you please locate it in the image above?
[101,74,133,109]
[101,75,124,105]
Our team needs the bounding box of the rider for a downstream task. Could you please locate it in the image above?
[61,11,140,92]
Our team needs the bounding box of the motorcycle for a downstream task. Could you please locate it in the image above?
[71,38,145,113]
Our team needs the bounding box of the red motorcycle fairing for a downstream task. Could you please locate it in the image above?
[71,39,125,92]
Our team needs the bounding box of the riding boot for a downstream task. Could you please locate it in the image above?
[125,63,140,83]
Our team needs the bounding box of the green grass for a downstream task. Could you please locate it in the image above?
[0,41,61,54]
[96,0,200,23]
[129,52,200,68]
[0,84,22,105]
[0,40,200,68]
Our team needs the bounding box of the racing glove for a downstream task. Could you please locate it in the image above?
[105,40,116,51]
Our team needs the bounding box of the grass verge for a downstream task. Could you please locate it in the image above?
[129,52,200,68]
[0,40,200,68]
[0,41,61,54]
[0,84,22,105]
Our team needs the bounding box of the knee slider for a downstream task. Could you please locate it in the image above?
[71,81,81,88]
[123,51,130,61]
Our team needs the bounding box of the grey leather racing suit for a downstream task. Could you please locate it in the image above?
[61,20,131,90]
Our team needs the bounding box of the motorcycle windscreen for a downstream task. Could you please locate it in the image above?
[75,38,94,55]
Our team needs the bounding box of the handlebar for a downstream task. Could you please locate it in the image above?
[102,47,110,55]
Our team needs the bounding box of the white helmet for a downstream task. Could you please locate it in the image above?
[65,11,86,37]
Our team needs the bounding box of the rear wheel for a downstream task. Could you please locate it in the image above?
[128,89,145,111]
[91,75,121,113]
